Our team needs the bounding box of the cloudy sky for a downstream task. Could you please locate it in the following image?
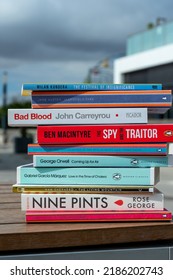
[0,0,173,104]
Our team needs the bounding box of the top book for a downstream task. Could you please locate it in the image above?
[21,83,162,96]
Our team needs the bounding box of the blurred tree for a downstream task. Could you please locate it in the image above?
[147,22,154,29]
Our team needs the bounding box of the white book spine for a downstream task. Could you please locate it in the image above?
[8,108,148,126]
[21,192,164,211]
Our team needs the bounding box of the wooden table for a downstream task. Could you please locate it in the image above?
[1,184,173,259]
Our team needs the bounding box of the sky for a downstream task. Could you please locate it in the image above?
[0,0,173,104]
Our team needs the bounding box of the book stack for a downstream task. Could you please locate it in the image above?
[8,83,173,222]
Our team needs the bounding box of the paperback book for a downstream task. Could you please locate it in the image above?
[28,143,173,156]
[33,155,173,168]
[16,164,160,186]
[37,124,173,144]
[21,189,164,211]
[13,184,154,194]
[25,209,172,223]
[21,83,162,96]
[8,108,148,126]
[31,90,172,114]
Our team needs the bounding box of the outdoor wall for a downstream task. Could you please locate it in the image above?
[113,43,173,86]
[113,43,173,118]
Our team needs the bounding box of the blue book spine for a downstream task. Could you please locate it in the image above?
[17,165,159,185]
[22,83,162,95]
[31,92,172,106]
[28,144,168,156]
[33,155,171,168]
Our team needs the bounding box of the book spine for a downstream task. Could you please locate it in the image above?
[8,108,148,126]
[28,143,168,156]
[13,185,154,193]
[17,166,159,185]
[21,83,162,96]
[33,155,170,168]
[31,91,172,109]
[25,210,172,223]
[37,124,173,144]
[21,192,164,211]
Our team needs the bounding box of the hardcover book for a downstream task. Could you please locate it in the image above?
[37,124,173,144]
[33,155,173,168]
[31,90,172,114]
[21,189,164,211]
[21,83,162,96]
[25,209,172,223]
[13,184,154,194]
[28,143,172,156]
[8,108,148,126]
[16,164,160,186]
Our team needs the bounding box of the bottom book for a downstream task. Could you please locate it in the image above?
[25,209,172,223]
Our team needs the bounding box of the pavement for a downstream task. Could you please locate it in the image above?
[0,129,173,212]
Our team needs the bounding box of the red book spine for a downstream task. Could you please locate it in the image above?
[37,124,173,144]
[26,210,172,223]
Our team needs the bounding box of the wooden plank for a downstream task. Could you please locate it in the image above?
[0,189,13,194]
[0,193,20,203]
[0,203,21,209]
[0,209,25,224]
[0,185,12,190]
[0,185,13,193]
[0,222,173,252]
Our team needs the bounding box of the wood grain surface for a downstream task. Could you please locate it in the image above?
[0,185,173,253]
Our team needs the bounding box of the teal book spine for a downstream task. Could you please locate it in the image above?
[33,155,172,168]
[27,143,168,156]
[17,164,160,186]
[22,83,162,96]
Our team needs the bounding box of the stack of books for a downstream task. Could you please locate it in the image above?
[8,83,173,222]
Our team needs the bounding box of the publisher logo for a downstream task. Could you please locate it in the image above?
[112,173,121,180]
[131,158,139,165]
[164,130,173,137]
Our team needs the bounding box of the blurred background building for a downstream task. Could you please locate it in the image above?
[114,18,173,117]
[85,18,173,118]
[85,52,125,84]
